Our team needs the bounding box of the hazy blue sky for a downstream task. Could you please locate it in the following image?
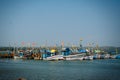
[0,0,120,47]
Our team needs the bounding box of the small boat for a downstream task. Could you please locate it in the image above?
[109,55,116,59]
[84,55,93,60]
[100,54,110,59]
[14,52,24,59]
[104,54,110,59]
[93,54,100,59]
[89,55,93,60]
[14,55,23,59]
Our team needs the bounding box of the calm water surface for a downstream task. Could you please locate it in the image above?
[0,59,120,80]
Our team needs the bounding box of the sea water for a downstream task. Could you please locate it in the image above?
[0,59,120,80]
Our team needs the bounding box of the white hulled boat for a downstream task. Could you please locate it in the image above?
[64,54,85,60]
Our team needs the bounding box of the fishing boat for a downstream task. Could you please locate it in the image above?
[84,55,93,60]
[14,55,23,59]
[93,54,101,59]
[64,54,85,60]
[104,54,110,59]
[14,52,24,59]
[44,55,64,61]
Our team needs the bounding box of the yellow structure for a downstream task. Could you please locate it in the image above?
[51,49,56,53]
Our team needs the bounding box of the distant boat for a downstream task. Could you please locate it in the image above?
[93,54,100,59]
[64,54,85,60]
[110,55,116,59]
[44,55,64,61]
[14,55,23,59]
[14,52,24,59]
[99,54,110,59]
[84,55,93,60]
[104,54,110,59]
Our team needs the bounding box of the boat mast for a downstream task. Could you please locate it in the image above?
[61,41,64,48]
[79,38,83,49]
[14,42,18,54]
[9,42,11,52]
[116,48,118,54]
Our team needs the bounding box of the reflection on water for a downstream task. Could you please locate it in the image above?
[0,59,120,80]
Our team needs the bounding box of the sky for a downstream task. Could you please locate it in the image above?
[0,0,120,47]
